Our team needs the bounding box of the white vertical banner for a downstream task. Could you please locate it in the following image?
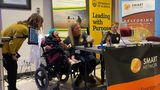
[122,0,155,42]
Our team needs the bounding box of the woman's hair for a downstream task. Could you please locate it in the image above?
[111,22,119,27]
[17,13,43,29]
[68,22,82,45]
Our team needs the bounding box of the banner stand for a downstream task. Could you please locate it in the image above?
[0,19,4,90]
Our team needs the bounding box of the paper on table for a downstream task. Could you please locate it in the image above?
[88,35,92,42]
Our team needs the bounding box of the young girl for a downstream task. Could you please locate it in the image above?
[45,28,62,49]
[45,28,76,63]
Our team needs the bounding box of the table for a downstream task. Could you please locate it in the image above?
[102,44,160,90]
[75,46,105,84]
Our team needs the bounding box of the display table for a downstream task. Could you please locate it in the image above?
[103,44,160,90]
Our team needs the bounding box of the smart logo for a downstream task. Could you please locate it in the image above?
[124,4,130,10]
[92,0,97,7]
[131,58,141,73]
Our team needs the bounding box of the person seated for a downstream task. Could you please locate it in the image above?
[103,22,120,44]
[45,28,76,64]
[63,22,97,85]
[44,28,71,77]
[45,28,63,49]
[100,22,120,83]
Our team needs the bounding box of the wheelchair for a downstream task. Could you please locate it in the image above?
[34,40,71,90]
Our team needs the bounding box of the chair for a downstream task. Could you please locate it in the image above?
[146,36,160,42]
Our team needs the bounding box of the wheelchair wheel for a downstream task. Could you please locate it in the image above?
[35,67,49,90]
[57,73,69,83]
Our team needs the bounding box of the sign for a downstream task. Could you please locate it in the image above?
[103,45,160,90]
[89,0,112,45]
[122,1,155,42]
[52,0,87,40]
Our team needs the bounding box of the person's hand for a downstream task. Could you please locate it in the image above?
[91,38,95,42]
[44,45,51,51]
[60,41,64,48]
[106,41,110,45]
[64,44,68,49]
[12,55,18,61]
[67,44,72,48]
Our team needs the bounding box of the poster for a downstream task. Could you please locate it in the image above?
[89,0,112,45]
[52,0,87,39]
[122,0,155,42]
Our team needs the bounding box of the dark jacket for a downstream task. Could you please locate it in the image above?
[45,35,61,49]
[103,32,120,44]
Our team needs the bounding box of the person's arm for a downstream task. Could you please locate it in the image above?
[9,28,28,61]
[62,36,71,49]
[63,36,70,45]
[81,32,95,43]
[106,35,111,44]
[104,32,111,44]
[44,45,51,51]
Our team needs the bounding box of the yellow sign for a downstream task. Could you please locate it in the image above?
[89,0,112,45]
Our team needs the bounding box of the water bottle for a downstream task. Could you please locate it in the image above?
[142,34,146,42]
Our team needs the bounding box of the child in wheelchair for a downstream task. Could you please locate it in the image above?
[35,29,71,90]
[44,28,71,77]
[45,28,79,64]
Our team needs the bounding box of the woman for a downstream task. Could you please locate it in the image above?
[1,13,43,90]
[63,22,96,86]
[104,22,120,44]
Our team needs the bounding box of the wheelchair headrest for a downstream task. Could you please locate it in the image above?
[41,40,45,47]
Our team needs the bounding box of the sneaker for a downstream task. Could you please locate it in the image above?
[73,59,81,63]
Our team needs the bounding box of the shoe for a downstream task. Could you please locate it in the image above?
[72,75,82,88]
[88,77,96,84]
[89,75,94,79]
[82,75,96,84]
[73,59,81,63]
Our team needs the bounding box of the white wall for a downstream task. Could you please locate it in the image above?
[0,0,50,75]
[43,0,52,34]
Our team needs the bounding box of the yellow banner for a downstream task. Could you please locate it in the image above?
[89,0,112,45]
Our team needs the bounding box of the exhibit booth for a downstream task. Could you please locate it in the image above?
[1,0,160,90]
